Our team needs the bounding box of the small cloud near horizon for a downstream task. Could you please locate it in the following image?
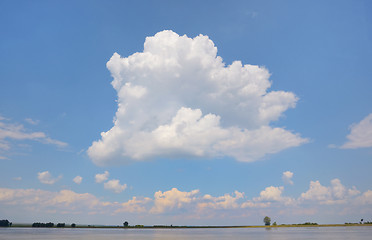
[0,177,369,221]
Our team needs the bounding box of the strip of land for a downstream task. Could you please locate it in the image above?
[7,223,372,229]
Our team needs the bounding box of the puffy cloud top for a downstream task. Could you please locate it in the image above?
[0,178,371,220]
[299,179,360,204]
[104,179,127,193]
[150,188,199,214]
[95,171,109,183]
[88,30,307,165]
[282,171,294,185]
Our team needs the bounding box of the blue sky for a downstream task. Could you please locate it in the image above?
[0,0,371,226]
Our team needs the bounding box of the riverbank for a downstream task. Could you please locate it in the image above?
[7,223,372,229]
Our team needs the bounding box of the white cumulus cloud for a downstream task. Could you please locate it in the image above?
[341,113,372,149]
[104,179,127,193]
[198,191,244,210]
[73,176,82,184]
[356,190,372,205]
[95,171,109,183]
[87,30,307,165]
[254,186,284,202]
[299,178,360,204]
[252,185,296,206]
[37,171,61,185]
[0,178,370,222]
[150,188,199,214]
[282,171,294,185]
[114,196,152,213]
[0,188,114,215]
[300,180,331,202]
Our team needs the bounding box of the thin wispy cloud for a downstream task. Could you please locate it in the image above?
[24,118,39,125]
[0,116,67,158]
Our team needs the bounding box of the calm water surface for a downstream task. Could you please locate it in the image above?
[1,227,371,240]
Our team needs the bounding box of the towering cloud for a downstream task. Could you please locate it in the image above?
[88,30,307,165]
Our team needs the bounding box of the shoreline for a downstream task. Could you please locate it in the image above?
[6,223,372,229]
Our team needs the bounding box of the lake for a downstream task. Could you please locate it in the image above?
[1,226,372,240]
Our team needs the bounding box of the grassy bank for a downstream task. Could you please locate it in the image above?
[6,223,372,229]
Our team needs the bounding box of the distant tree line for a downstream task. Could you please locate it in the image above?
[123,222,145,228]
[153,225,174,228]
[56,223,65,228]
[296,222,318,226]
[32,222,55,228]
[345,222,372,225]
[31,222,78,228]
[0,220,12,227]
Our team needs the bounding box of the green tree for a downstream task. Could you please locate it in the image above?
[124,221,129,227]
[264,216,271,226]
[0,220,10,227]
[56,223,65,228]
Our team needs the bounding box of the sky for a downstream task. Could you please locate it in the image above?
[0,0,371,226]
